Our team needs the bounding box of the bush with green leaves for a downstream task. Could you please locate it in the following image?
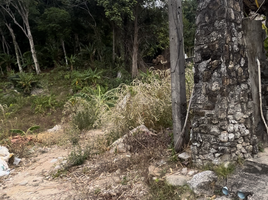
[8,72,39,94]
[71,68,103,91]
[66,145,91,167]
[31,95,61,114]
[63,86,116,131]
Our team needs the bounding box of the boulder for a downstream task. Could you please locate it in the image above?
[187,171,217,196]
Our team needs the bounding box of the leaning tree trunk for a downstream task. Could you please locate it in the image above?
[61,39,68,66]
[168,0,187,152]
[6,24,23,73]
[26,22,40,74]
[132,9,139,78]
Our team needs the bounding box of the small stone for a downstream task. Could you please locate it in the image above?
[178,152,191,160]
[19,181,28,186]
[210,126,220,135]
[237,137,244,144]
[148,165,161,177]
[219,131,228,142]
[220,154,231,162]
[237,144,243,150]
[166,174,190,186]
[244,129,250,136]
[234,112,243,121]
[227,124,234,133]
[50,159,58,163]
[210,148,217,154]
[243,153,251,159]
[246,145,253,152]
[187,170,196,176]
[181,168,188,175]
[234,132,241,139]
[228,134,235,141]
[215,153,221,158]
[241,148,247,154]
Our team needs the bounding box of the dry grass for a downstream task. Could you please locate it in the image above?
[97,69,172,141]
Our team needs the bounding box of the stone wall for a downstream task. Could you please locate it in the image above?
[191,0,260,166]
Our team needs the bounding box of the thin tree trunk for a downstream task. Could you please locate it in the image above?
[61,39,68,66]
[0,28,9,55]
[168,0,187,152]
[132,9,139,78]
[26,23,40,74]
[112,24,116,63]
[6,23,23,73]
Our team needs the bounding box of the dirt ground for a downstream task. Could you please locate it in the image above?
[0,129,156,200]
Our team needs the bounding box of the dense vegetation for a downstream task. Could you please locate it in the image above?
[0,0,197,143]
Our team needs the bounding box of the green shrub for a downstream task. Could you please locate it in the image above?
[72,108,96,130]
[66,145,91,167]
[31,95,60,114]
[148,180,195,200]
[8,72,39,94]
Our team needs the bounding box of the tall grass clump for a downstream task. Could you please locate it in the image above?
[97,69,172,141]
[62,86,115,131]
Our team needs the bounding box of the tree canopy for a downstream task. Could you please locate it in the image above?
[0,0,197,75]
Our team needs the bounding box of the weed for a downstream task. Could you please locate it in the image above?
[94,188,101,195]
[121,176,128,185]
[202,162,236,180]
[10,125,40,136]
[52,168,68,178]
[236,156,245,166]
[213,163,236,179]
[148,180,195,200]
[31,95,60,114]
[258,142,264,152]
[66,145,91,168]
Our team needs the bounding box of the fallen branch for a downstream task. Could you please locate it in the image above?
[175,88,194,148]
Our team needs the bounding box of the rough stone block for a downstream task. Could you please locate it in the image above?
[219,131,228,142]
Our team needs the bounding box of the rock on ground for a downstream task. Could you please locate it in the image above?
[187,170,217,196]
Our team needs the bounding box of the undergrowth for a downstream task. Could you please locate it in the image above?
[148,180,195,200]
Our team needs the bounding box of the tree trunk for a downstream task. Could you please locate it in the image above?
[168,0,187,152]
[61,39,68,66]
[6,24,23,73]
[132,9,139,78]
[0,28,9,55]
[26,22,40,74]
[112,24,116,63]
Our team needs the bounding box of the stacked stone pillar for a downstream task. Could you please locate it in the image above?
[191,0,258,165]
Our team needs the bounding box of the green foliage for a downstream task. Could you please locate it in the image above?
[71,69,103,91]
[8,72,39,94]
[72,108,97,130]
[182,0,197,54]
[38,7,71,39]
[0,54,15,74]
[67,145,91,167]
[10,125,40,136]
[213,163,236,179]
[97,0,136,26]
[31,95,61,114]
[203,162,236,179]
[148,180,195,200]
